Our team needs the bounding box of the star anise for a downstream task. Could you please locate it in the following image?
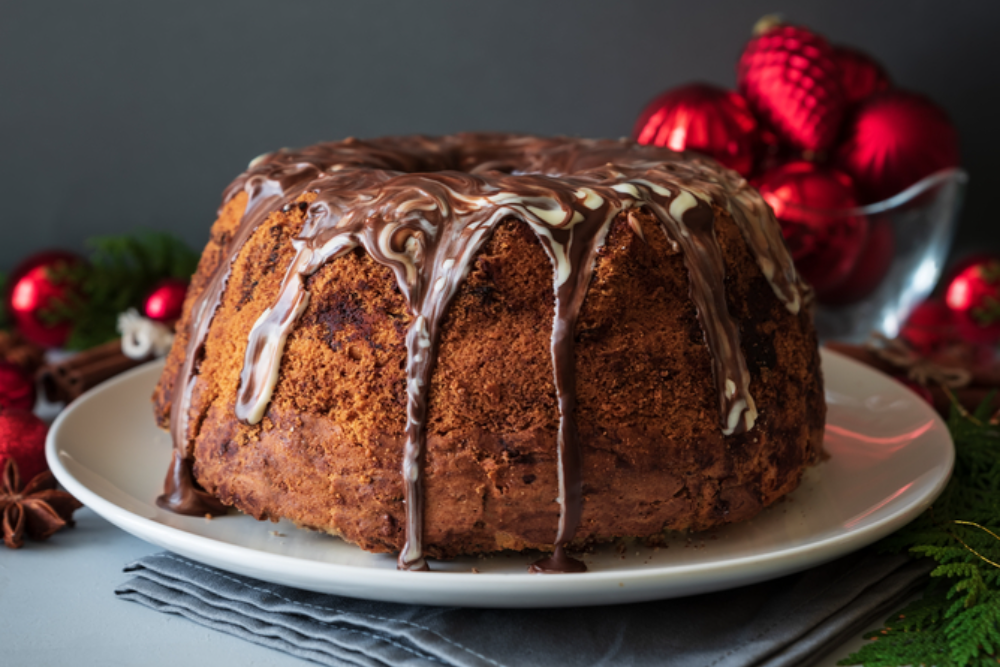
[0,330,45,373]
[0,458,82,549]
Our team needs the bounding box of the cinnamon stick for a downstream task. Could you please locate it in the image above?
[36,339,150,403]
[0,330,45,373]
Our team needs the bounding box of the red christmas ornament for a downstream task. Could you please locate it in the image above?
[737,23,846,152]
[836,91,960,204]
[0,362,36,412]
[941,252,998,291]
[820,216,894,306]
[755,161,867,296]
[633,83,758,176]
[0,407,50,484]
[5,251,84,348]
[900,299,958,355]
[143,278,189,323]
[944,257,1000,345]
[832,46,891,105]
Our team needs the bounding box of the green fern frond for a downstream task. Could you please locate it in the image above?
[918,546,979,566]
[944,591,1000,664]
[890,591,947,632]
[842,623,953,666]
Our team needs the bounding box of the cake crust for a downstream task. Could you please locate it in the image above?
[153,133,824,564]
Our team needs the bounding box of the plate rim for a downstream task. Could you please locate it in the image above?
[47,348,954,607]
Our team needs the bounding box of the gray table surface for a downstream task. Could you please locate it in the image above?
[0,507,874,667]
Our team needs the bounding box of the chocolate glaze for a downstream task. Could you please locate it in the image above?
[160,165,320,515]
[156,450,229,516]
[528,545,589,574]
[163,133,808,571]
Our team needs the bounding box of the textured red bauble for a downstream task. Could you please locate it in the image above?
[0,362,36,411]
[755,161,867,296]
[0,407,50,483]
[143,278,189,323]
[900,299,958,355]
[820,216,894,306]
[5,251,84,348]
[833,46,890,105]
[737,24,846,152]
[836,91,960,204]
[633,83,758,176]
[944,257,1000,345]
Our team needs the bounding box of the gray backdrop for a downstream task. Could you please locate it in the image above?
[2,0,997,274]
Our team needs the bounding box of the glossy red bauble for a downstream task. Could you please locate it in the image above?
[5,251,84,348]
[738,24,846,152]
[944,257,1000,345]
[820,216,894,306]
[0,362,36,412]
[832,46,890,105]
[942,253,999,291]
[143,278,189,323]
[0,407,50,484]
[633,83,758,176]
[900,299,958,355]
[755,161,866,296]
[836,91,960,204]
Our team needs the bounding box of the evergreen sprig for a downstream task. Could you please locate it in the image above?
[49,231,199,350]
[972,261,1000,327]
[841,397,1000,666]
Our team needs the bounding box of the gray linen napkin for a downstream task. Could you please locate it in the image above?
[115,549,930,667]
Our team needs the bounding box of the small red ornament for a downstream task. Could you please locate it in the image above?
[0,407,49,484]
[941,252,998,291]
[633,83,758,176]
[737,23,846,152]
[5,251,84,348]
[836,91,960,204]
[832,46,891,105]
[944,257,1000,345]
[0,362,36,412]
[143,278,189,323]
[820,216,894,306]
[755,161,867,297]
[900,299,958,355]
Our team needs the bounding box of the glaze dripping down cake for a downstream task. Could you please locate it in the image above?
[152,133,825,572]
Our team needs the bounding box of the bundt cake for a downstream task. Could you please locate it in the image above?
[152,133,825,572]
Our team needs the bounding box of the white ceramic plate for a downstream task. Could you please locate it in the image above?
[48,349,952,608]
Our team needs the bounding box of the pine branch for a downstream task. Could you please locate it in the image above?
[980,262,1000,285]
[47,231,199,350]
[970,296,1000,327]
[944,590,1000,664]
